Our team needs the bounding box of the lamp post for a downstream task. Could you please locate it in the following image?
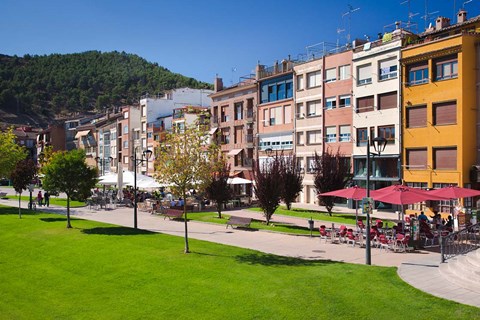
[132,148,153,229]
[365,136,387,265]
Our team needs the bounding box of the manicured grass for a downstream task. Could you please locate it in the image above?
[5,195,85,207]
[186,211,313,235]
[0,206,478,319]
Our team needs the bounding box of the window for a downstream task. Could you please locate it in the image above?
[378,91,397,110]
[325,68,336,82]
[379,59,397,80]
[263,109,268,127]
[221,106,229,122]
[434,147,457,170]
[433,101,456,125]
[123,156,129,164]
[296,103,304,118]
[269,106,283,126]
[307,130,322,145]
[356,96,374,113]
[124,111,129,119]
[339,65,351,80]
[296,132,304,145]
[406,105,427,128]
[307,100,322,117]
[234,102,243,120]
[357,64,372,85]
[339,95,351,108]
[408,62,429,85]
[406,148,427,169]
[356,128,368,146]
[307,156,316,173]
[142,138,146,148]
[296,75,304,90]
[141,105,146,117]
[434,55,458,81]
[123,141,128,149]
[142,122,146,133]
[123,125,129,134]
[339,125,351,142]
[307,71,321,88]
[234,126,243,144]
[325,127,336,143]
[297,157,305,172]
[260,75,293,103]
[378,125,395,142]
[325,97,336,110]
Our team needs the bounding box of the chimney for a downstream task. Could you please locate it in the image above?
[255,63,265,80]
[435,17,451,30]
[457,9,467,24]
[214,77,223,92]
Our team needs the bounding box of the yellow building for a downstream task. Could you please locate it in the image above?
[401,14,480,213]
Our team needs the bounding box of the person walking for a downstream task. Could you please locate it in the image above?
[37,191,43,207]
[44,191,50,207]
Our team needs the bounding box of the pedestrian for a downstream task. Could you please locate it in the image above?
[37,191,43,207]
[44,191,50,207]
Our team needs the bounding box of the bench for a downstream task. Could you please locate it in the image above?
[0,192,7,199]
[226,216,252,229]
[162,208,184,220]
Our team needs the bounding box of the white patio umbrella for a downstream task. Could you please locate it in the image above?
[227,177,253,185]
[117,163,124,201]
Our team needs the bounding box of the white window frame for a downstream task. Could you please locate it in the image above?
[307,71,321,88]
[339,64,351,80]
[325,97,337,110]
[307,130,322,145]
[307,100,322,117]
[325,68,336,83]
[296,75,304,91]
[339,125,351,142]
[357,64,372,85]
[325,127,336,143]
[339,95,351,108]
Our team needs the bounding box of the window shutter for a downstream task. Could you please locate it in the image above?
[407,149,427,168]
[406,106,427,128]
[378,91,397,110]
[434,148,457,170]
[357,96,374,112]
[434,101,456,125]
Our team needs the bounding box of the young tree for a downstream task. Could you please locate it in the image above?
[154,123,216,253]
[280,152,304,210]
[205,159,232,219]
[253,155,283,225]
[41,149,97,228]
[0,128,27,179]
[313,147,352,216]
[10,159,37,218]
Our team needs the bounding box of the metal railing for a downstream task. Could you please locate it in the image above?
[440,222,480,263]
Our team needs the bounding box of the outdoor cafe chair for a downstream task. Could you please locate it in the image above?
[319,225,331,243]
[377,234,393,251]
[338,225,348,243]
[346,229,356,247]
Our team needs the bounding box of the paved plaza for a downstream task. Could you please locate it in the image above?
[0,187,478,308]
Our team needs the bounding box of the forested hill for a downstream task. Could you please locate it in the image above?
[0,51,213,127]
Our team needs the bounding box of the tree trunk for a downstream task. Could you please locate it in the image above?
[183,190,189,253]
[286,203,292,210]
[18,194,22,219]
[217,203,222,219]
[66,195,72,228]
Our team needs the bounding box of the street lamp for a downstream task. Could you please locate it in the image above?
[132,148,153,229]
[365,135,387,265]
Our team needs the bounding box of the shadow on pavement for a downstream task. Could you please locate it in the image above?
[82,226,155,236]
[235,252,340,266]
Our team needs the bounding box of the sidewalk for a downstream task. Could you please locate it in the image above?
[1,192,478,308]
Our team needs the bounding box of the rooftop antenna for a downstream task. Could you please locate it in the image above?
[462,0,473,9]
[421,0,439,29]
[401,0,419,31]
[231,67,237,85]
[336,27,345,49]
[342,4,360,45]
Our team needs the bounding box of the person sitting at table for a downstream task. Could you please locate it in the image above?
[170,199,177,207]
[177,198,184,207]
[418,211,430,223]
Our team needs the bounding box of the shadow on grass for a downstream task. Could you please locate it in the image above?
[40,217,81,223]
[235,253,340,266]
[82,226,154,236]
[0,206,37,216]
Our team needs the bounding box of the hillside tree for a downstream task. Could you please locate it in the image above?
[0,128,27,179]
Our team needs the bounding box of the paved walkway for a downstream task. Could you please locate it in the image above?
[0,188,478,308]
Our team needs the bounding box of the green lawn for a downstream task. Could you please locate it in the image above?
[0,205,478,320]
[5,195,85,207]
[186,211,313,235]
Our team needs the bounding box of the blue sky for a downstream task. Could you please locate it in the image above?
[1,1,478,84]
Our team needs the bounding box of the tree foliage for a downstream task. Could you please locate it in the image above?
[10,159,37,218]
[253,155,283,225]
[0,128,27,178]
[313,147,352,216]
[279,152,304,210]
[154,123,217,253]
[205,158,232,219]
[0,51,213,124]
[41,149,98,228]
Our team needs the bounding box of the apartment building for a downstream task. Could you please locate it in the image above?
[96,112,122,174]
[118,105,141,172]
[401,12,480,211]
[256,60,295,166]
[210,76,257,181]
[352,27,410,194]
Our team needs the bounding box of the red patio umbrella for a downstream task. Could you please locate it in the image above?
[373,185,446,205]
[319,186,368,228]
[319,186,367,200]
[427,186,480,199]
